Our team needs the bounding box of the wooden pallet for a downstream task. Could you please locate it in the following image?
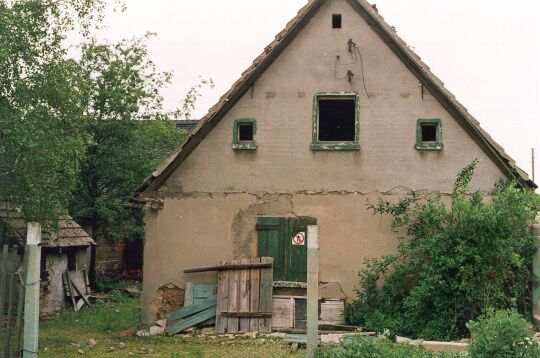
[215,257,273,333]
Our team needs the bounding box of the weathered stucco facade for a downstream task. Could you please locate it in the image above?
[138,0,533,322]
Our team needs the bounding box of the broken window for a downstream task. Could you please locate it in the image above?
[311,94,359,151]
[416,119,443,150]
[332,14,342,28]
[232,119,257,150]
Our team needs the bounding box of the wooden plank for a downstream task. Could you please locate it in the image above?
[192,283,217,302]
[271,297,293,329]
[221,312,272,318]
[167,296,217,321]
[166,306,216,336]
[249,257,261,332]
[63,272,77,310]
[259,257,273,333]
[184,262,272,273]
[184,282,194,306]
[215,266,229,333]
[238,258,250,332]
[69,274,91,307]
[226,261,240,333]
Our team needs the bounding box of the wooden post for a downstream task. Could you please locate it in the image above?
[533,224,540,325]
[23,222,41,358]
[306,225,319,358]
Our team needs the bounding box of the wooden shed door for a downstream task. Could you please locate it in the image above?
[256,217,314,282]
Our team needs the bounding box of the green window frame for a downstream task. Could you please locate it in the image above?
[415,118,443,150]
[232,118,257,150]
[310,92,360,151]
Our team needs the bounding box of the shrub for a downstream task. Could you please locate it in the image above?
[345,160,540,340]
[316,335,459,358]
[467,309,540,357]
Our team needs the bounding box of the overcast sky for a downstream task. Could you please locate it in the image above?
[94,0,539,179]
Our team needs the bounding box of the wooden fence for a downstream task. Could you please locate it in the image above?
[216,257,273,334]
[0,245,26,358]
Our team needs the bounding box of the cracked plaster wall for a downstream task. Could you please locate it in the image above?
[141,0,506,322]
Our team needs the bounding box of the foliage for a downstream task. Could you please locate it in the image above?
[467,309,540,358]
[71,35,176,240]
[317,335,460,358]
[344,160,540,340]
[68,36,212,241]
[0,0,106,225]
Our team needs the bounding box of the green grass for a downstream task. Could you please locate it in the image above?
[39,291,303,357]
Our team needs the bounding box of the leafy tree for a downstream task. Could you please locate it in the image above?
[344,160,540,340]
[0,0,105,225]
[68,36,212,241]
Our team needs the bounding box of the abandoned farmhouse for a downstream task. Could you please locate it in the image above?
[135,0,536,326]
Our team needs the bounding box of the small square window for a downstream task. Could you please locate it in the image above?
[311,93,360,151]
[332,14,342,29]
[232,119,257,150]
[416,119,443,150]
[238,123,254,141]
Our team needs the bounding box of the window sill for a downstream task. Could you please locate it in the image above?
[415,143,443,151]
[232,143,257,150]
[310,142,360,151]
[273,281,307,288]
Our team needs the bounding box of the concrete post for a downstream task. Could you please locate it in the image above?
[23,223,41,358]
[533,224,540,325]
[306,225,319,358]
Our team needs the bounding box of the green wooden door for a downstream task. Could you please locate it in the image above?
[257,217,315,282]
[256,217,287,280]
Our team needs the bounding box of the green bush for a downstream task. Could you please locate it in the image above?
[316,335,459,358]
[467,309,540,357]
[345,160,540,340]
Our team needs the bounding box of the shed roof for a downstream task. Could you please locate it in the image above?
[0,203,94,248]
[136,0,536,195]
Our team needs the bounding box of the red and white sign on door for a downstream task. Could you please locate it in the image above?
[292,232,306,246]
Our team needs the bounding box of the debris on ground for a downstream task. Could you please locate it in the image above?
[123,287,141,298]
[87,338,96,348]
[151,283,184,320]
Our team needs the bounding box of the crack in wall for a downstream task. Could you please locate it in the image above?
[156,186,457,200]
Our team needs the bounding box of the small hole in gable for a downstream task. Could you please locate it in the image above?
[332,14,342,29]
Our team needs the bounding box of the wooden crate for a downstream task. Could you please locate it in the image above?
[271,295,345,329]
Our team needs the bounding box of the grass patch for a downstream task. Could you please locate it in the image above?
[39,290,303,357]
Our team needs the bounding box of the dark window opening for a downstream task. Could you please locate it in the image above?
[238,124,254,141]
[40,255,49,280]
[332,14,342,28]
[318,99,356,141]
[67,251,76,271]
[421,124,437,142]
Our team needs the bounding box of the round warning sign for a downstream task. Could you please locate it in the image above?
[292,232,306,246]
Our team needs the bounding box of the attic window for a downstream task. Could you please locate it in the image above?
[416,119,443,150]
[232,119,257,150]
[332,14,342,28]
[311,93,360,151]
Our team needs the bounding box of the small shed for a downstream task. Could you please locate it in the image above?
[0,203,94,317]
